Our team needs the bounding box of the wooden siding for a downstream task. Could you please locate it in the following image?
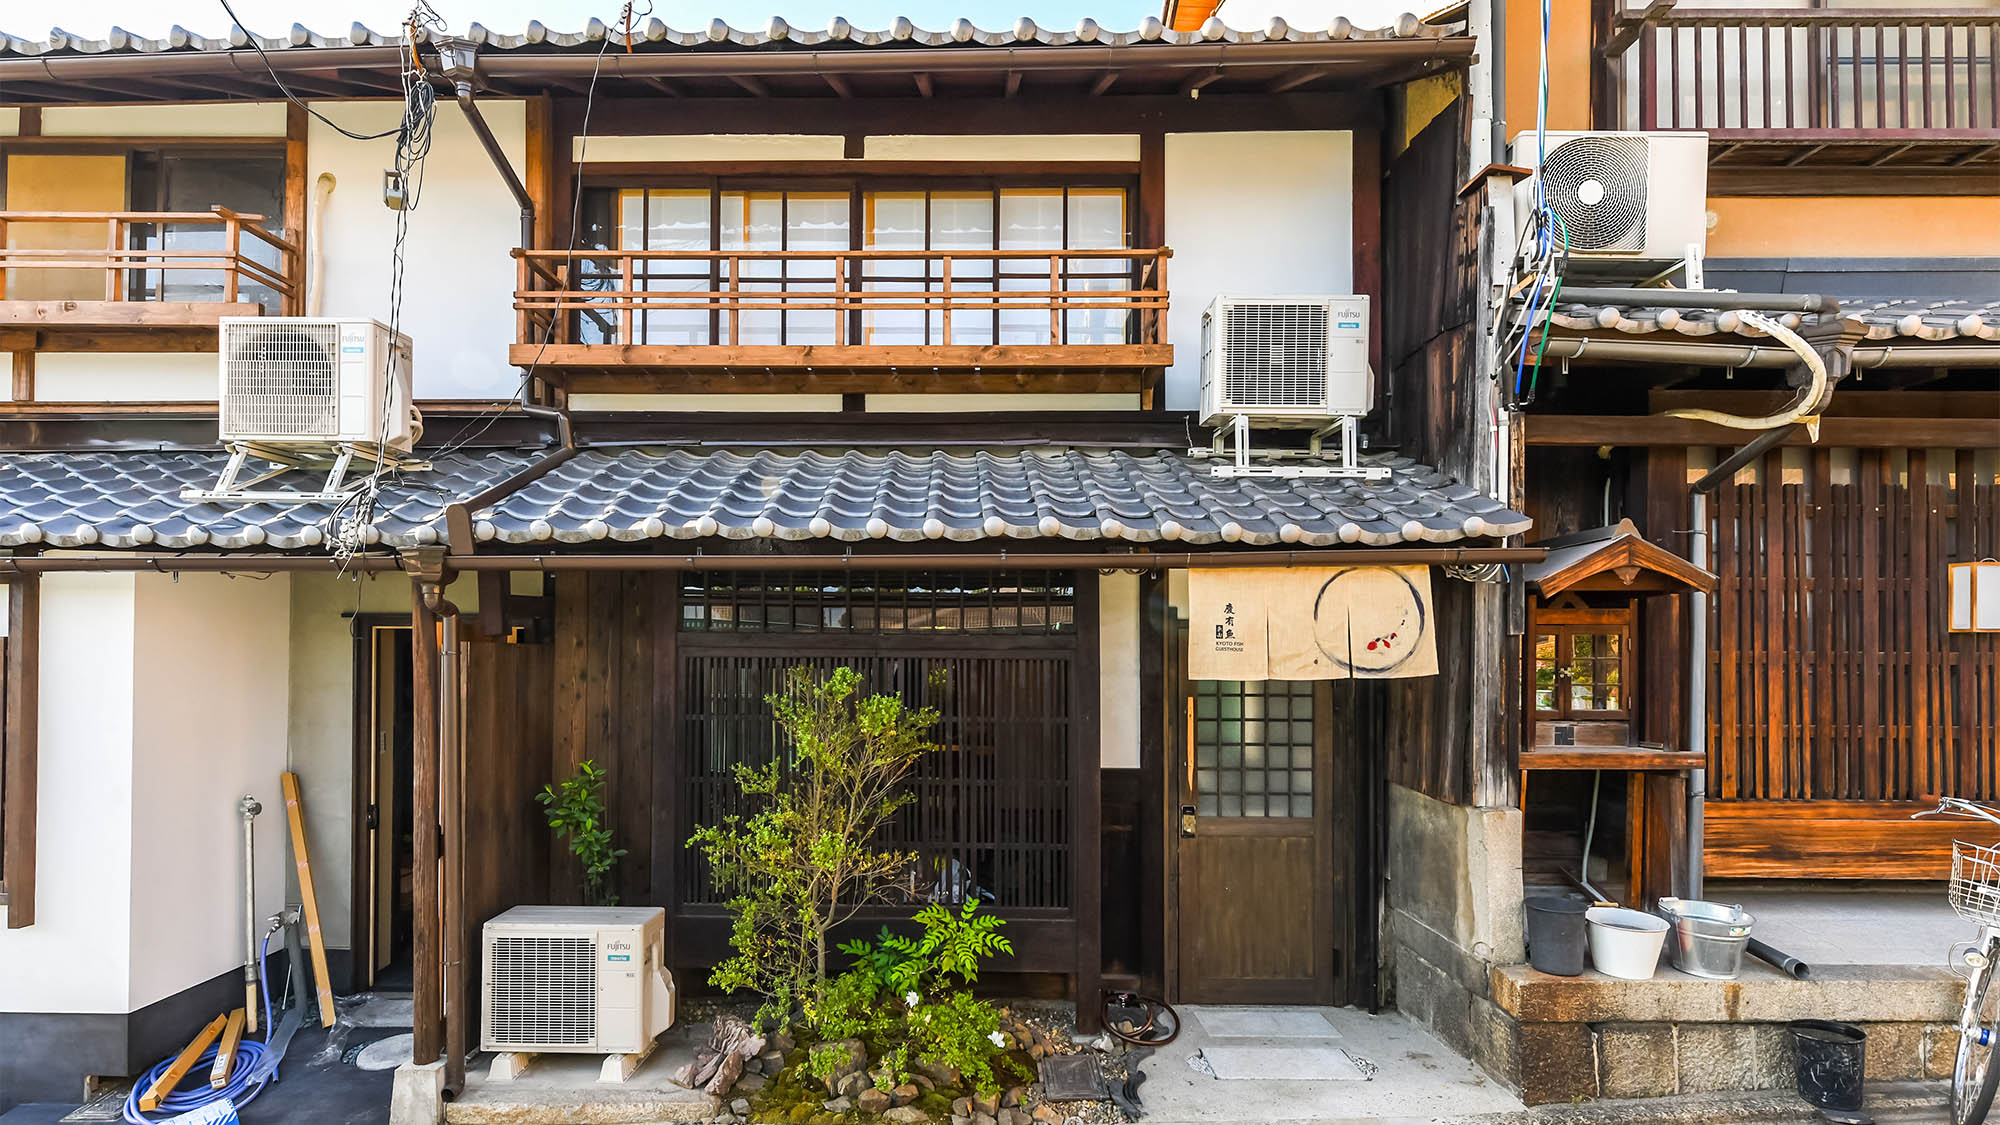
[1696,446,1999,876]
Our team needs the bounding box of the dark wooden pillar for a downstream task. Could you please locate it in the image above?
[1135,570,1167,996]
[647,573,680,968]
[1350,124,1383,377]
[1072,574,1103,1032]
[3,574,40,928]
[410,580,444,1066]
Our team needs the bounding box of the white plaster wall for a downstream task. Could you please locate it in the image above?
[0,108,19,136]
[0,574,137,1013]
[40,103,288,137]
[28,353,216,403]
[308,100,526,400]
[1162,131,1354,411]
[1098,573,1141,770]
[127,573,293,1011]
[576,135,844,161]
[863,135,1141,161]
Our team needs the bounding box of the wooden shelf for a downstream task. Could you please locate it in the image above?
[1520,747,1706,771]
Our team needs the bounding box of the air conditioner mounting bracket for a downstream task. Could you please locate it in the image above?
[1198,415,1391,480]
[180,441,432,505]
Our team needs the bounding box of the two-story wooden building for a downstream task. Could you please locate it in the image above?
[0,12,1542,1112]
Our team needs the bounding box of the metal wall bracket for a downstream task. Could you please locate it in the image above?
[1197,415,1391,480]
[180,441,432,505]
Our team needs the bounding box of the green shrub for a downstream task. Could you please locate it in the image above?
[535,760,626,906]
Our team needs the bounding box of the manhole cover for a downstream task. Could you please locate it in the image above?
[1038,1054,1107,1101]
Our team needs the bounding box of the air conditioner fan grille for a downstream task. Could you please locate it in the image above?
[222,323,341,437]
[1222,303,1329,409]
[488,935,597,1047]
[1542,136,1648,252]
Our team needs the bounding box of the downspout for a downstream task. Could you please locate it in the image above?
[437,39,537,258]
[307,173,335,317]
[1686,490,1708,899]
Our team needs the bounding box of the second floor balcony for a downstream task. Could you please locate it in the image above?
[0,207,301,343]
[1605,7,1999,175]
[511,245,1173,396]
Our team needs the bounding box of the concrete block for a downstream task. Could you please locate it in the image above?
[1672,1023,1762,1094]
[1491,964,1965,1025]
[1746,1022,1797,1090]
[390,1060,447,1125]
[1925,1023,1961,1079]
[1597,1024,1677,1100]
[1860,1022,1926,1081]
[1394,951,1444,1028]
[1469,995,1522,1085]
[1517,1022,1597,1106]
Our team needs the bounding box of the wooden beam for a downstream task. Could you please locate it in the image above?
[139,1014,228,1112]
[16,106,39,137]
[411,585,443,1065]
[1178,71,1225,96]
[1524,414,1999,448]
[1649,388,1999,419]
[281,772,337,1027]
[728,74,769,98]
[2,576,39,927]
[1351,124,1383,376]
[823,73,853,99]
[9,352,32,403]
[283,103,308,315]
[914,72,935,97]
[209,1008,246,1089]
[525,95,556,251]
[1089,71,1119,96]
[0,300,262,328]
[1004,71,1023,98]
[1600,0,1675,56]
[1268,67,1333,93]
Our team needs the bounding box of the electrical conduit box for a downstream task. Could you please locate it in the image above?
[480,906,676,1055]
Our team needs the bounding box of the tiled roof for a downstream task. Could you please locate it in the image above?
[0,446,1528,553]
[1543,297,2000,343]
[2,14,1456,57]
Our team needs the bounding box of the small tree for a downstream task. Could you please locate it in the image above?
[537,759,627,906]
[690,665,940,1030]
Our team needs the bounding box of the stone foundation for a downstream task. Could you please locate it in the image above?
[1487,964,1967,1105]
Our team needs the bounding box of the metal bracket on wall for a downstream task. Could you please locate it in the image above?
[1197,414,1391,481]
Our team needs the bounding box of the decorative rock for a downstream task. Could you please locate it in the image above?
[730,1098,750,1115]
[735,1073,766,1092]
[912,1074,935,1092]
[837,1071,869,1098]
[773,1031,797,1053]
[892,1083,920,1106]
[856,1088,892,1114]
[924,1062,967,1088]
[884,1109,930,1124]
[972,1091,1001,1115]
[952,1096,974,1116]
[971,1114,998,1125]
[1032,1107,1064,1124]
[953,1117,972,1125]
[759,1048,786,1068]
[822,1096,853,1113]
[1002,1086,1025,1107]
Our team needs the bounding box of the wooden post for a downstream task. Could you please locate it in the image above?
[210,1008,246,1089]
[940,255,953,346]
[281,771,337,1027]
[619,253,634,345]
[1350,125,1383,377]
[0,216,9,300]
[105,219,121,302]
[10,352,33,404]
[284,101,308,315]
[441,612,466,1094]
[3,575,39,927]
[1071,574,1103,1032]
[223,217,242,305]
[139,1014,228,1112]
[1049,256,1062,345]
[411,582,444,1065]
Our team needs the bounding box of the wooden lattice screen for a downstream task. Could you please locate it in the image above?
[676,572,1079,915]
[1706,446,1999,804]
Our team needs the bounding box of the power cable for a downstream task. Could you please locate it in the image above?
[216,0,406,141]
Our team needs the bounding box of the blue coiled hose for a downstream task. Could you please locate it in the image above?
[123,930,282,1123]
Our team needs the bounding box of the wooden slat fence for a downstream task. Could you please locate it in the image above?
[1707,446,1999,807]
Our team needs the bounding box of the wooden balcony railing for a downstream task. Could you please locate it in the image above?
[510,246,1173,393]
[0,206,301,319]
[1622,8,2000,136]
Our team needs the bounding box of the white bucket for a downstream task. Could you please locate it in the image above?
[1585,907,1669,980]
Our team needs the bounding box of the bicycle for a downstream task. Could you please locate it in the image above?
[1914,797,2000,1124]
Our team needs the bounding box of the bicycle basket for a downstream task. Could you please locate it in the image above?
[1947,838,2000,928]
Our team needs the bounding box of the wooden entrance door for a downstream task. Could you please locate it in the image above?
[1173,670,1339,1005]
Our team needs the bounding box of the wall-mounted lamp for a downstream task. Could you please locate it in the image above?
[1948,559,2000,632]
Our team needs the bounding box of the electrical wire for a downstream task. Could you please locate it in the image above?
[123,931,281,1124]
[216,0,406,141]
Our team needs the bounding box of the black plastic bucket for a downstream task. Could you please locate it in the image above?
[1789,1019,1867,1115]
[1524,896,1589,976]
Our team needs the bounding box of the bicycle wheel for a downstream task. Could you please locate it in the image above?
[1955,937,2000,1125]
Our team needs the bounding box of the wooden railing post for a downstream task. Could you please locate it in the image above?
[106,218,122,302]
[940,255,953,346]
[0,217,8,301]
[224,216,241,305]
[833,252,846,346]
[1049,255,1062,345]
[728,255,740,346]
[619,252,635,346]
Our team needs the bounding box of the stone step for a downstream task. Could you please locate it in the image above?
[1456,1079,1946,1123]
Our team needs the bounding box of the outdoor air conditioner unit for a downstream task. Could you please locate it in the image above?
[1512,131,1709,265]
[481,906,676,1056]
[217,317,417,452]
[1199,295,1371,426]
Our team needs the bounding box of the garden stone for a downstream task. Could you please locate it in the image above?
[971,1114,998,1125]
[774,1032,797,1053]
[892,1082,920,1105]
[837,1071,870,1098]
[856,1088,892,1114]
[1002,1086,1025,1107]
[952,1096,973,1116]
[1032,1107,1064,1124]
[822,1097,852,1113]
[884,1109,930,1124]
[921,1062,965,1088]
[730,1098,750,1116]
[735,1073,767,1093]
[759,1049,786,1069]
[972,1092,1001,1115]
[912,1073,935,1092]
[952,1118,971,1125]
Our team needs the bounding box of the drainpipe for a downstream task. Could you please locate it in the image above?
[1686,491,1708,899]
[434,38,536,254]
[240,795,264,1034]
[307,173,335,317]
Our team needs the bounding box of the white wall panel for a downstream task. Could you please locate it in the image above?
[863,135,1141,161]
[576,135,844,161]
[41,102,288,137]
[1099,572,1141,770]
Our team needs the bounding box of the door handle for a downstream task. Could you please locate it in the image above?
[1180,805,1197,837]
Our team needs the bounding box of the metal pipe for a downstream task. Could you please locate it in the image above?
[438,609,466,1095]
[1555,287,1836,314]
[1690,423,1804,495]
[1541,336,2000,369]
[452,83,535,254]
[1687,489,1709,900]
[307,173,335,317]
[0,546,1545,574]
[240,794,264,1035]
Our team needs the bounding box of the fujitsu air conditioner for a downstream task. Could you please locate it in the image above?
[1199,295,1371,426]
[481,906,676,1056]
[217,317,418,452]
[1512,131,1709,262]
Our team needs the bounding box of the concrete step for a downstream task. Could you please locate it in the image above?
[1453,1079,1947,1123]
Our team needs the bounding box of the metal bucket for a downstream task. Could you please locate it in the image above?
[1657,897,1754,979]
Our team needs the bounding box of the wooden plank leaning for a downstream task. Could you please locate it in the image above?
[281,771,338,1027]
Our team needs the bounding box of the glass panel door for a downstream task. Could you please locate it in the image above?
[1191,680,1316,818]
[620,189,713,345]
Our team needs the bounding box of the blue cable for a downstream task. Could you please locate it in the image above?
[123,931,282,1124]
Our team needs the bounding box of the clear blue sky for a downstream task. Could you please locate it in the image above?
[24,0,1415,41]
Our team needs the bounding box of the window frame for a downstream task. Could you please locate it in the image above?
[1528,611,1635,724]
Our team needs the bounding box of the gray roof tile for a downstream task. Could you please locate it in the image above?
[0,446,1529,553]
[1543,296,1999,343]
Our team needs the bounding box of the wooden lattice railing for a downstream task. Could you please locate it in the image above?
[513,246,1170,350]
[1619,8,2000,135]
[0,206,301,313]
